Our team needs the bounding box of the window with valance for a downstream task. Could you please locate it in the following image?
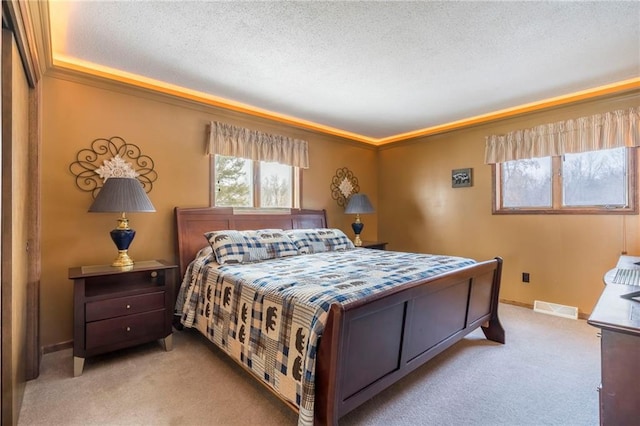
[207,121,309,208]
[208,121,309,168]
[485,107,639,214]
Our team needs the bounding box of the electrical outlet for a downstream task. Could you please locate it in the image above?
[522,272,530,283]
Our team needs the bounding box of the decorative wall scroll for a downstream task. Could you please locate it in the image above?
[330,167,360,207]
[69,136,157,198]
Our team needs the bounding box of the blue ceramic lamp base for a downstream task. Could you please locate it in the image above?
[351,214,364,247]
[110,215,136,267]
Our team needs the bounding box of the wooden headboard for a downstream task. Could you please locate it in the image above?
[174,207,327,277]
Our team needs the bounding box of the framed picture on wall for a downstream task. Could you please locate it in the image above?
[452,168,473,188]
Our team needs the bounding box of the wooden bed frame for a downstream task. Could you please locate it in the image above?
[174,206,505,425]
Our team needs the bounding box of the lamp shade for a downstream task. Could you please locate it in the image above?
[89,177,155,213]
[345,193,374,214]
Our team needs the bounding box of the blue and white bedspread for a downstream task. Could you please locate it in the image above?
[175,248,475,425]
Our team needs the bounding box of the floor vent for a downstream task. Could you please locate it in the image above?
[533,300,578,320]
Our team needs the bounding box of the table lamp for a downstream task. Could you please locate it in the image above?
[345,193,374,247]
[88,177,156,267]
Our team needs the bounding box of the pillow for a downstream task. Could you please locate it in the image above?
[284,228,355,254]
[253,229,299,258]
[317,228,356,251]
[285,229,328,254]
[204,230,269,265]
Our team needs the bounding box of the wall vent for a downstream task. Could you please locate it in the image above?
[533,300,578,320]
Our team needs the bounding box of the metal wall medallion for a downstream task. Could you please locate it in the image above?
[69,136,157,198]
[330,167,360,207]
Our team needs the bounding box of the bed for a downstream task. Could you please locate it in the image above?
[174,206,504,425]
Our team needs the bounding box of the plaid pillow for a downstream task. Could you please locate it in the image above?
[253,229,299,258]
[285,228,355,254]
[204,230,269,264]
[317,228,356,251]
[283,229,326,254]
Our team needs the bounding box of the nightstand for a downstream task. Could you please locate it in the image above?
[360,241,388,250]
[68,259,177,376]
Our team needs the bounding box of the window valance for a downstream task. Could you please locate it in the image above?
[484,107,640,164]
[207,121,309,169]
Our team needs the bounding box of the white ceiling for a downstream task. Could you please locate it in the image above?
[48,1,640,141]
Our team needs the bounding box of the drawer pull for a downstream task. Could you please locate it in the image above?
[151,271,158,278]
[126,326,131,332]
[126,304,131,309]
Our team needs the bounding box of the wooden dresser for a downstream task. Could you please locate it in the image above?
[588,255,640,426]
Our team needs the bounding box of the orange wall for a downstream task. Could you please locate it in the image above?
[378,91,640,316]
[41,70,638,347]
[41,74,377,348]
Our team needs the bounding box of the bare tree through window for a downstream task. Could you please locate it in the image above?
[563,148,626,206]
[495,147,634,213]
[502,158,552,208]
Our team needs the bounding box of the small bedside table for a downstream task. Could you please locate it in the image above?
[68,259,177,376]
[360,241,388,250]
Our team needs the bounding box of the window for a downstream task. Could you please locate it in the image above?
[212,155,300,208]
[494,147,636,214]
[501,157,552,208]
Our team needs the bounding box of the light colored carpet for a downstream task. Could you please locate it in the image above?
[18,304,600,425]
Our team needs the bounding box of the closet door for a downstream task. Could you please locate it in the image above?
[1,26,36,425]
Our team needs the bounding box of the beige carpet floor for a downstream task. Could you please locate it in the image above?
[18,304,600,425]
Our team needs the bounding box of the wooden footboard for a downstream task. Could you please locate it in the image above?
[315,257,504,425]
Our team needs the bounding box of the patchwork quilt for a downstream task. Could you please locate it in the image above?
[175,247,475,425]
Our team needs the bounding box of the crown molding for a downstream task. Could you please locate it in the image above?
[52,56,377,145]
[2,0,51,87]
[50,57,640,147]
[377,77,640,146]
[45,62,376,152]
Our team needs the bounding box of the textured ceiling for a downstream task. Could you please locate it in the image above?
[49,1,640,141]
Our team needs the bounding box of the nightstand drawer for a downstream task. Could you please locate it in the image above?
[86,309,166,350]
[86,291,165,322]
